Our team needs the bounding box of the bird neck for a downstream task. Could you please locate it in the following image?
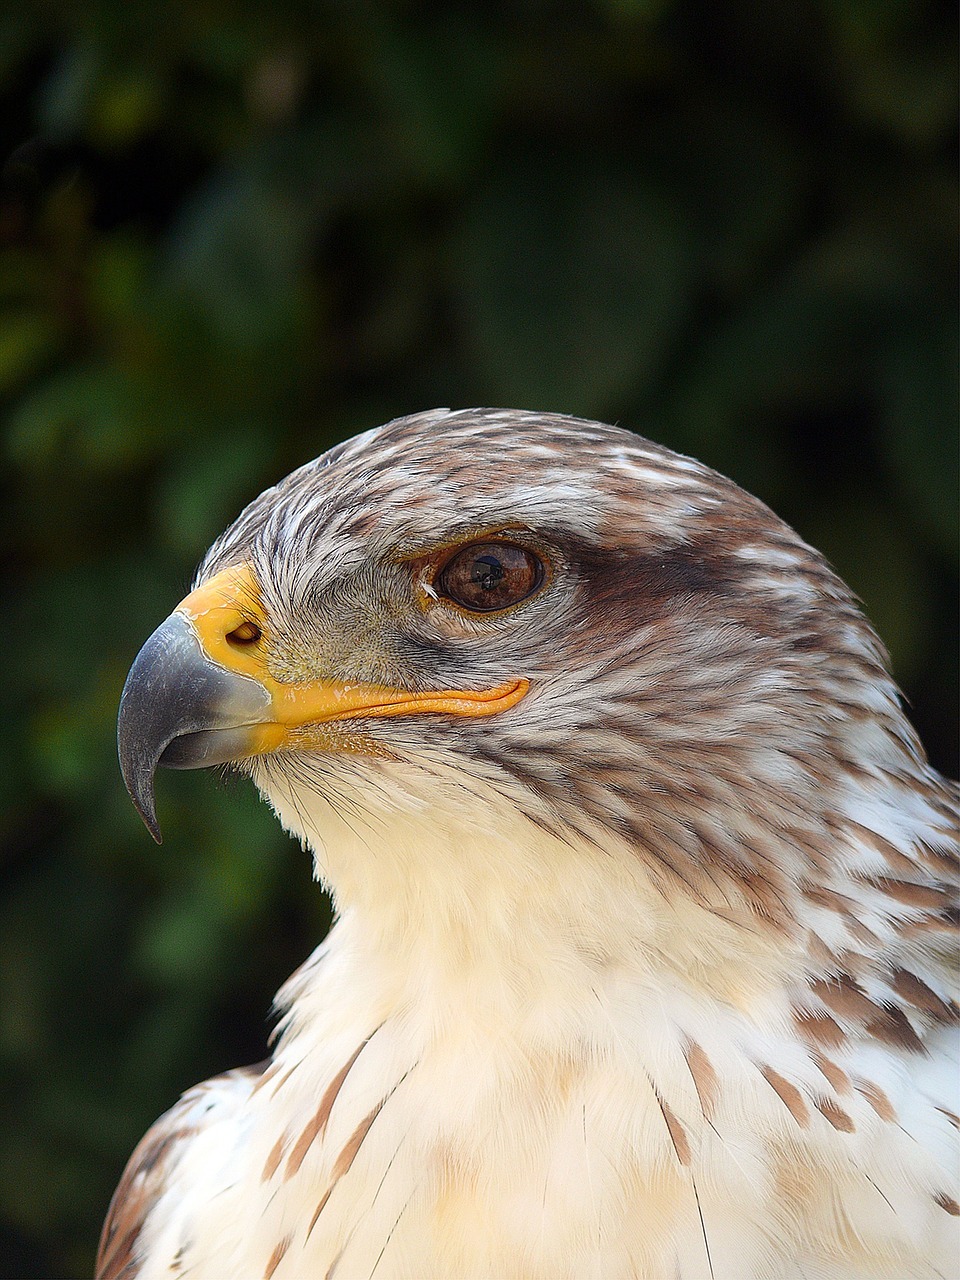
[263,762,805,1044]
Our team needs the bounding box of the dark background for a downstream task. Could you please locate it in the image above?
[0,2,956,1275]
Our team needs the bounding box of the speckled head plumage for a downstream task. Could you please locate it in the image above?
[187,408,944,926]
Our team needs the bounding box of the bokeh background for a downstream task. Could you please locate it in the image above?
[0,2,956,1274]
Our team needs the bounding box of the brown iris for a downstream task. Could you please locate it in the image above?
[436,541,545,613]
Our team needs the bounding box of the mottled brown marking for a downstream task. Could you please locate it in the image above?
[737,866,793,923]
[759,1064,810,1128]
[901,913,958,936]
[933,1192,959,1216]
[834,948,870,980]
[854,1079,897,1122]
[96,1064,267,1280]
[794,1008,846,1050]
[262,1133,286,1182]
[864,1003,926,1055]
[807,932,838,968]
[285,1039,369,1179]
[866,877,954,911]
[814,1096,855,1132]
[846,917,880,946]
[683,1039,719,1121]
[263,1233,291,1279]
[811,974,878,1023]
[918,838,960,877]
[811,1051,851,1095]
[890,968,958,1024]
[936,1107,959,1129]
[802,885,858,919]
[846,824,917,876]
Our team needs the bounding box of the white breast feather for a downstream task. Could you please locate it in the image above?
[127,772,959,1280]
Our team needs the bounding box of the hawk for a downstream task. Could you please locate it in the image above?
[99,409,958,1279]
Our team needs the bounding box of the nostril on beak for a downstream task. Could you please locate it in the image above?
[226,620,262,646]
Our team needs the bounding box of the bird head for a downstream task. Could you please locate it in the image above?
[118,409,911,942]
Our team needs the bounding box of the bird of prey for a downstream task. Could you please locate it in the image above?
[99,408,958,1280]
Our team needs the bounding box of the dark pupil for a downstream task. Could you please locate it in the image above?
[472,555,504,592]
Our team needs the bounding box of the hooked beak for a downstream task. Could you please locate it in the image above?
[117,565,529,842]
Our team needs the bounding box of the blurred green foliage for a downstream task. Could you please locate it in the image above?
[0,2,956,1275]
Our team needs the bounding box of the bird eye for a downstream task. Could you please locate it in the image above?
[436,542,545,613]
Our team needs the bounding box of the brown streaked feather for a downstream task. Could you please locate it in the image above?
[901,912,959,936]
[306,1100,385,1238]
[758,1064,810,1128]
[890,968,959,1024]
[682,1039,719,1121]
[831,948,870,980]
[933,1192,960,1216]
[96,1063,267,1280]
[845,917,881,946]
[793,1008,846,1050]
[814,1096,855,1133]
[854,1079,897,1122]
[806,932,841,970]
[918,837,960,878]
[865,876,955,912]
[332,1100,385,1180]
[262,1133,287,1182]
[800,885,861,921]
[863,1003,926,1055]
[810,1051,851,1095]
[324,1245,346,1280]
[846,823,922,877]
[307,1185,334,1239]
[810,974,879,1024]
[284,1037,371,1180]
[653,1089,691,1166]
[250,1060,283,1095]
[263,1233,292,1279]
[270,1062,300,1098]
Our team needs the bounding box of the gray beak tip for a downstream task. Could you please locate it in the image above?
[117,699,164,843]
[117,609,271,841]
[116,613,197,844]
[133,785,163,844]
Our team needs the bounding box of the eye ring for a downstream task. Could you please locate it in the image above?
[435,541,547,614]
